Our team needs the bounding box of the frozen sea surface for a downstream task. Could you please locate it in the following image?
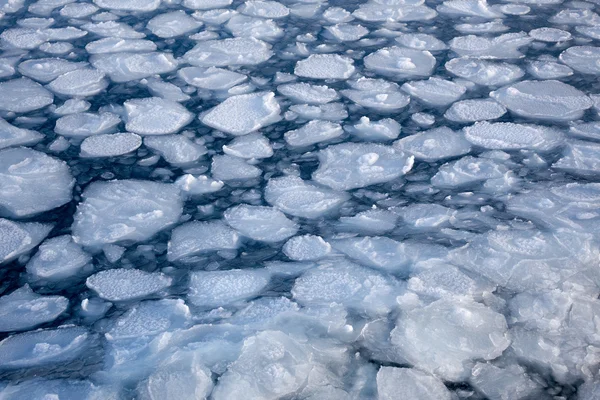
[0,0,600,399]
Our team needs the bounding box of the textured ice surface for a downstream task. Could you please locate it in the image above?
[0,148,73,218]
[72,180,183,247]
[1,0,600,396]
[86,269,172,302]
[201,92,280,136]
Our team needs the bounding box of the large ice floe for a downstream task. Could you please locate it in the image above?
[1,0,600,398]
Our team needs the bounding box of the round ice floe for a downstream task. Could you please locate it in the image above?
[265,176,350,219]
[491,80,592,121]
[431,156,508,188]
[80,132,142,158]
[178,67,246,91]
[212,155,262,181]
[346,117,401,141]
[283,235,331,261]
[47,69,108,97]
[323,6,354,23]
[391,298,510,381]
[294,54,355,80]
[0,148,73,218]
[377,367,452,400]
[526,60,573,79]
[0,219,52,265]
[0,118,43,150]
[82,21,145,39]
[125,97,193,136]
[201,92,280,136]
[341,89,411,111]
[313,143,414,190]
[463,121,564,151]
[437,0,503,18]
[529,27,571,42]
[449,33,532,59]
[0,28,48,50]
[183,37,273,67]
[168,221,240,262]
[455,20,509,34]
[239,1,289,18]
[85,38,157,54]
[26,235,91,282]
[226,15,284,42]
[72,180,183,247]
[338,209,397,235]
[175,174,224,196]
[0,78,53,113]
[93,0,161,12]
[189,269,271,308]
[0,286,68,332]
[284,120,343,147]
[60,3,99,18]
[0,326,92,369]
[444,99,507,122]
[401,77,466,106]
[144,135,206,165]
[559,46,600,75]
[395,33,447,51]
[324,24,369,41]
[184,0,232,9]
[576,26,600,40]
[147,11,202,38]
[87,269,172,302]
[224,204,297,242]
[445,57,524,86]
[277,83,339,104]
[223,133,273,159]
[364,46,436,78]
[18,58,86,83]
[55,112,121,137]
[288,103,348,121]
[395,127,471,162]
[91,52,177,82]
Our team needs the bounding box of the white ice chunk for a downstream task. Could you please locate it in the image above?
[391,299,510,381]
[287,103,348,121]
[324,23,369,41]
[277,83,339,104]
[188,269,271,308]
[0,326,92,369]
[226,15,284,42]
[81,21,145,39]
[0,379,117,400]
[144,135,206,165]
[445,57,524,86]
[223,133,273,159]
[87,269,171,302]
[313,143,414,190]
[408,261,493,300]
[0,219,52,265]
[364,47,436,78]
[445,99,506,122]
[239,1,289,19]
[80,132,142,158]
[449,32,532,59]
[0,78,53,112]
[26,235,91,282]
[345,117,401,141]
[178,67,246,91]
[437,0,503,18]
[0,28,48,50]
[183,38,273,67]
[0,286,68,332]
[55,112,120,137]
[285,120,343,147]
[401,77,466,106]
[147,10,202,38]
[18,58,86,83]
[175,174,224,195]
[470,362,540,400]
[145,78,190,103]
[338,209,397,235]
[93,0,160,12]
[395,33,447,51]
[431,156,508,188]
[125,97,193,136]
[295,54,355,80]
[394,127,471,162]
[490,80,592,121]
[224,204,297,242]
[201,92,280,136]
[168,221,240,261]
[341,87,410,111]
[377,367,452,400]
[559,46,600,75]
[54,99,90,115]
[529,27,571,42]
[211,155,262,181]
[0,148,73,218]
[85,38,157,54]
[60,3,98,18]
[72,180,183,247]
[0,118,43,149]
[183,0,232,9]
[283,235,331,261]
[553,141,600,177]
[265,176,350,218]
[47,69,107,97]
[463,121,564,151]
[526,60,573,80]
[91,52,177,82]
